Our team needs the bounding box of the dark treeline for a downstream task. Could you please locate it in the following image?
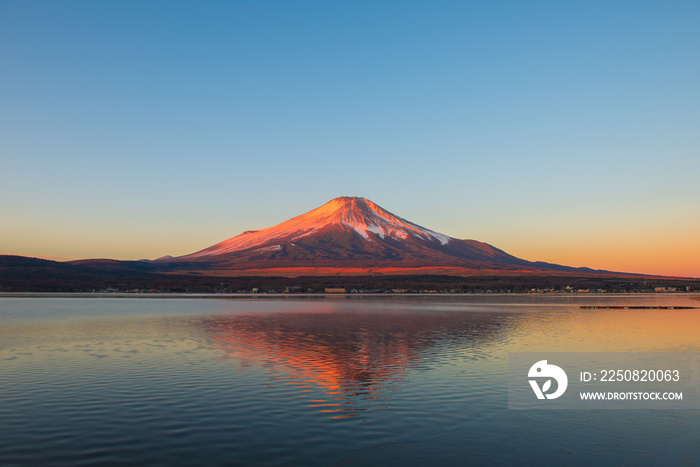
[2,255,698,293]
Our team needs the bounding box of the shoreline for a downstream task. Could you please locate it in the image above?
[1,291,699,299]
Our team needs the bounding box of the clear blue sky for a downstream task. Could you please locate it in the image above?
[1,0,699,276]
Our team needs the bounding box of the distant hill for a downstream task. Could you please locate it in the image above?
[0,255,156,291]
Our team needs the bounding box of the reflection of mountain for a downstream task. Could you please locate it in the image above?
[196,304,513,417]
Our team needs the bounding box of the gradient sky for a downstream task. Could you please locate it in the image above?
[1,1,699,277]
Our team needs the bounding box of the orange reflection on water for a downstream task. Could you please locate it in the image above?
[197,306,511,417]
[505,307,700,352]
[205,313,415,395]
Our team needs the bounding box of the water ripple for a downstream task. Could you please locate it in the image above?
[1,295,699,465]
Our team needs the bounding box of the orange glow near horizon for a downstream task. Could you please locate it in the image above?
[3,239,698,278]
[490,220,700,278]
[3,202,698,277]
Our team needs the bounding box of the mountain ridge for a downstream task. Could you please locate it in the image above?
[155,196,595,275]
[5,197,691,286]
[4,193,699,292]
[175,197,451,259]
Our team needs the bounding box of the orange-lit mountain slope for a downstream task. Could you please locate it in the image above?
[157,197,597,276]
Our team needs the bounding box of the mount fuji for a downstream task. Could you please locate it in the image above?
[157,196,586,277]
[4,196,686,291]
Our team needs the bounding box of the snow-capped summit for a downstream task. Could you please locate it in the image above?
[319,197,450,244]
[183,197,450,259]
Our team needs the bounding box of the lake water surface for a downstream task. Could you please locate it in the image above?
[1,294,699,466]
